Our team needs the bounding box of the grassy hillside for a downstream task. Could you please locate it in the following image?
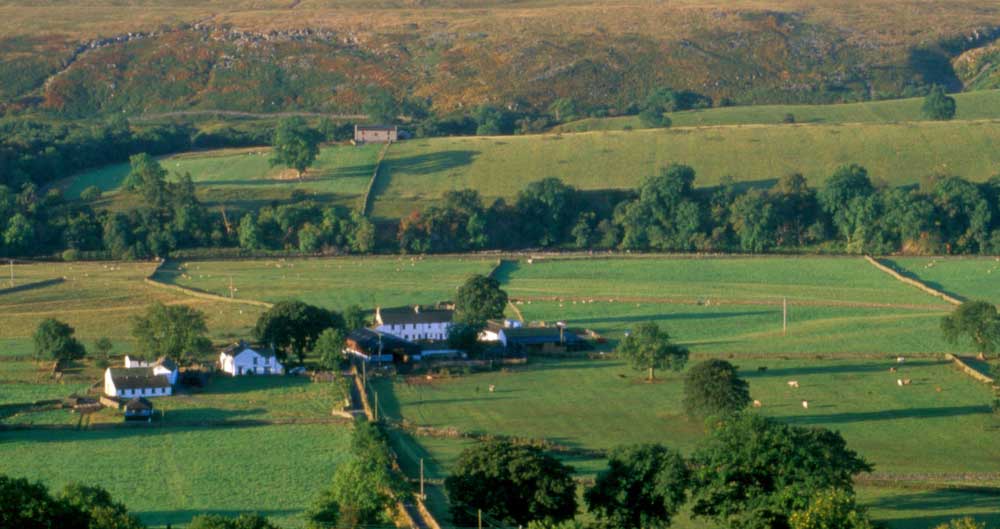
[5,1,1000,116]
[557,89,1000,131]
[370,119,1000,219]
[63,144,380,211]
[888,257,1000,303]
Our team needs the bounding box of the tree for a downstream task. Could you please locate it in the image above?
[454,274,508,326]
[254,300,343,363]
[93,337,114,358]
[941,300,1000,358]
[515,178,580,246]
[343,305,369,331]
[932,518,988,529]
[189,514,280,529]
[312,327,346,370]
[362,89,399,124]
[58,483,145,529]
[447,322,484,357]
[348,212,375,253]
[789,489,874,529]
[688,413,872,529]
[122,153,168,208]
[80,186,103,202]
[729,190,778,252]
[33,318,86,364]
[585,444,689,529]
[617,322,688,381]
[615,164,704,251]
[238,214,262,250]
[3,213,35,253]
[270,117,321,179]
[548,98,580,123]
[445,440,577,527]
[0,475,88,529]
[131,302,211,364]
[682,359,751,419]
[922,85,957,121]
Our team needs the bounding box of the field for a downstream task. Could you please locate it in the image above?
[369,119,1000,219]
[62,144,381,212]
[888,257,1000,304]
[556,89,1000,131]
[153,256,499,311]
[0,423,352,528]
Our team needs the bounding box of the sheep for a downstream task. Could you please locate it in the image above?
[801,400,809,409]
[889,367,897,373]
[897,378,912,386]
[787,380,800,388]
[897,379,904,387]
[488,384,496,393]
[752,400,763,408]
[896,356,905,364]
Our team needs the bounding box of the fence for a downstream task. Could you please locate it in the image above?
[360,142,392,216]
[944,353,997,385]
[864,256,962,305]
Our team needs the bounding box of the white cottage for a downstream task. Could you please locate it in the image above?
[124,355,179,385]
[219,341,284,376]
[104,368,173,398]
[375,305,453,342]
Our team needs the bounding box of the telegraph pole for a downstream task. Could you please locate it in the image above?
[782,297,788,336]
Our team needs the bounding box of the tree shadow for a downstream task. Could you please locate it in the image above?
[196,375,311,395]
[907,47,963,92]
[741,360,941,378]
[492,260,521,285]
[381,150,478,177]
[570,310,775,326]
[878,258,967,302]
[159,407,268,423]
[774,405,990,425]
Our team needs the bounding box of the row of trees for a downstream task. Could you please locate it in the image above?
[398,165,1000,256]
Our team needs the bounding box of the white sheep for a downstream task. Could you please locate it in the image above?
[896,356,905,364]
[787,380,800,388]
[752,400,763,408]
[801,400,809,409]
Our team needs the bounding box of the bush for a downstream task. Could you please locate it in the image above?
[783,113,796,124]
[79,186,102,202]
[61,249,81,262]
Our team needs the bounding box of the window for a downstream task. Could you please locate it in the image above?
[253,357,258,365]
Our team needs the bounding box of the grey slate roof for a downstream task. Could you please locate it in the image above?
[378,306,453,325]
[221,341,277,358]
[108,368,171,389]
[124,397,154,411]
[503,327,580,345]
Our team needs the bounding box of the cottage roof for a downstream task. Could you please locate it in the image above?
[124,397,154,411]
[356,124,397,132]
[347,328,421,356]
[503,327,580,345]
[108,368,171,389]
[378,306,453,326]
[221,341,277,359]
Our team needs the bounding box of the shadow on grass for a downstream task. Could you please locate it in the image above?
[878,258,968,303]
[138,509,299,528]
[774,405,991,425]
[570,310,776,326]
[741,360,942,378]
[160,407,268,423]
[196,375,312,395]
[870,488,1000,528]
[382,150,478,177]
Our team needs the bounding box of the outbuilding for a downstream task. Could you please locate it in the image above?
[123,397,155,422]
[104,368,173,398]
[354,125,398,144]
[499,326,583,352]
[375,305,453,342]
[345,328,422,363]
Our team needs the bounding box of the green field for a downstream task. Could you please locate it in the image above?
[369,119,1000,219]
[0,423,352,528]
[888,257,1000,304]
[373,357,1000,527]
[63,144,380,211]
[154,256,499,311]
[556,90,1000,131]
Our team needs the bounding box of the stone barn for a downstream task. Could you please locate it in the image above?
[354,125,398,144]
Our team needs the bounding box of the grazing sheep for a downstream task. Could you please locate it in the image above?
[896,356,905,364]
[757,366,768,372]
[935,386,943,392]
[752,400,763,408]
[488,384,496,393]
[801,400,809,409]
[889,367,897,373]
[897,379,904,386]
[902,378,912,385]
[787,380,800,388]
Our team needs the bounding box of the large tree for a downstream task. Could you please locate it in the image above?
[922,85,957,121]
[515,178,580,246]
[789,489,874,529]
[122,153,168,208]
[941,300,1000,359]
[454,274,508,326]
[254,300,343,363]
[312,327,346,371]
[445,440,577,527]
[58,483,145,529]
[0,475,88,529]
[617,322,688,381]
[682,359,751,419]
[130,302,211,364]
[585,444,689,529]
[33,318,86,365]
[188,514,280,529]
[688,413,872,529]
[270,117,321,179]
[615,164,704,251]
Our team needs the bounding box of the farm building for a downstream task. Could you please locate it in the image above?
[123,397,155,421]
[480,319,523,342]
[104,368,173,398]
[499,326,583,352]
[354,125,398,144]
[375,305,453,342]
[219,341,284,376]
[345,328,422,363]
[124,355,179,385]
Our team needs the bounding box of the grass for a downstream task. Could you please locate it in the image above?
[369,120,1000,219]
[374,356,1000,527]
[887,257,1000,304]
[62,144,380,212]
[0,423,352,528]
[153,255,499,311]
[556,90,1000,131]
[0,360,93,405]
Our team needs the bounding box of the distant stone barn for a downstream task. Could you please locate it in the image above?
[354,125,398,144]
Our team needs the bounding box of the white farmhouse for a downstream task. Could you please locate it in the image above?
[479,319,523,342]
[219,341,284,376]
[375,305,453,342]
[124,355,179,385]
[104,368,173,398]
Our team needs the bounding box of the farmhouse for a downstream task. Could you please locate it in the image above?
[219,341,284,376]
[103,368,173,398]
[499,326,583,352]
[345,328,421,363]
[123,397,155,422]
[375,305,453,342]
[354,125,398,144]
[124,355,179,385]
[480,319,523,342]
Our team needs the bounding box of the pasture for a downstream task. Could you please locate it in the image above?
[556,89,1000,131]
[0,423,352,528]
[373,357,1000,527]
[369,119,1000,219]
[63,144,380,211]
[888,257,1000,304]
[153,256,499,311]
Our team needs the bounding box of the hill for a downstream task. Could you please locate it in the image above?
[5,0,1000,117]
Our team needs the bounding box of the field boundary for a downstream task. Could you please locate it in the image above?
[864,256,962,306]
[944,353,997,385]
[0,277,65,296]
[360,142,392,217]
[143,260,274,308]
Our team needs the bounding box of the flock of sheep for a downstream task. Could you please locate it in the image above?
[755,356,913,411]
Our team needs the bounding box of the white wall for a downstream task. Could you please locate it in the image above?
[376,322,451,341]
